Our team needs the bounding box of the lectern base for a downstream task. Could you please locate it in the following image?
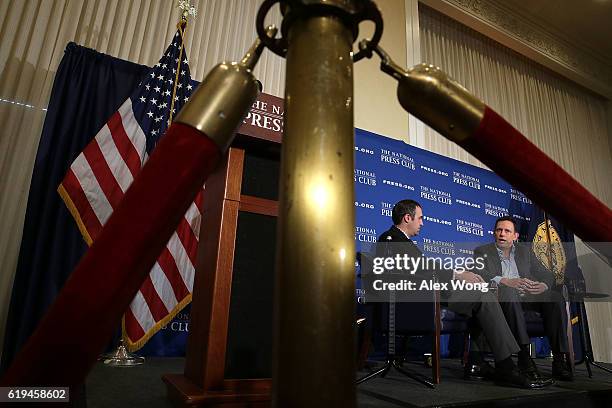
[162,374,271,408]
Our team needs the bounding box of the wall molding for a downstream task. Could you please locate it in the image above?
[420,0,612,99]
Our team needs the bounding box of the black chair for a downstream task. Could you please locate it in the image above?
[439,307,472,366]
[356,250,470,385]
[393,299,471,384]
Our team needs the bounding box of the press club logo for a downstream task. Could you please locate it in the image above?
[380,148,416,170]
[420,186,452,205]
[453,171,481,190]
[354,168,377,187]
[242,98,283,132]
[422,238,456,256]
[510,188,533,204]
[381,201,393,217]
[456,219,484,237]
[355,226,377,243]
[484,203,509,218]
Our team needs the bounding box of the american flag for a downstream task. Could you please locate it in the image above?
[58,27,201,350]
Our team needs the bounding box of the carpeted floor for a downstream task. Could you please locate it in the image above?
[85,357,612,407]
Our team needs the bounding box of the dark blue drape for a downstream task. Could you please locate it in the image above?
[1,43,148,372]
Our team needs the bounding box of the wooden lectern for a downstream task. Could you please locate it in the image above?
[163,93,283,407]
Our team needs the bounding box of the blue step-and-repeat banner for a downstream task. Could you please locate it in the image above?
[353,127,547,358]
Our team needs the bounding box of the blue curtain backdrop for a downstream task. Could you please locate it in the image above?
[1,43,149,372]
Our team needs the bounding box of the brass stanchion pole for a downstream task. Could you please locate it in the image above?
[274,11,356,408]
[255,1,382,405]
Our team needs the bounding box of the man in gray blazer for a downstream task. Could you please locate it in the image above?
[473,216,572,381]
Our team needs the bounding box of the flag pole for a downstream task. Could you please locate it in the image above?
[543,212,557,283]
[168,12,189,126]
[100,3,196,368]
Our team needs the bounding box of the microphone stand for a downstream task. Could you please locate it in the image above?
[570,276,612,378]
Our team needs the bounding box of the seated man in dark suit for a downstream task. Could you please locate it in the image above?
[375,199,550,388]
[473,216,573,381]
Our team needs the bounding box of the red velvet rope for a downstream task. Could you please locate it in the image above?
[1,123,221,387]
[462,106,612,242]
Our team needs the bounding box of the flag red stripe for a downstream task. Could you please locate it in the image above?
[124,308,145,341]
[61,168,103,239]
[108,112,142,177]
[82,142,124,208]
[157,247,190,301]
[139,275,170,322]
[176,217,198,266]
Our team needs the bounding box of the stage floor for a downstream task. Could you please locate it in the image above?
[86,357,612,407]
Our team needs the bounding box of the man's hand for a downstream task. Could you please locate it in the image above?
[455,271,485,283]
[500,277,531,292]
[524,280,548,295]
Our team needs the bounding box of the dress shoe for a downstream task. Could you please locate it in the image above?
[495,367,551,389]
[464,360,495,380]
[519,359,555,386]
[552,354,574,381]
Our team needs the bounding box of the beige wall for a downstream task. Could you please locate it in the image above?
[354,0,409,141]
[585,101,612,362]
